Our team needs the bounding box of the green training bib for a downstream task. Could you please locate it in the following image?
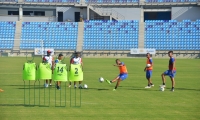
[37,63,52,80]
[69,64,83,81]
[53,63,68,81]
[23,62,36,80]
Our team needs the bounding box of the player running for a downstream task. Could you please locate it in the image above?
[160,51,176,92]
[106,59,128,91]
[43,50,54,88]
[144,53,154,88]
[69,51,83,89]
[55,53,64,90]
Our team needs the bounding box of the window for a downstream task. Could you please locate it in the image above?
[8,11,19,15]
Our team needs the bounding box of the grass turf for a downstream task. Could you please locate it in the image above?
[0,57,200,120]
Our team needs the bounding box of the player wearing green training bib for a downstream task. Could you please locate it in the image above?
[69,51,83,89]
[54,54,64,90]
[42,50,54,87]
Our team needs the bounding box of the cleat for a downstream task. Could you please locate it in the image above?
[49,84,52,86]
[57,86,61,90]
[151,84,154,87]
[171,88,174,92]
[44,84,48,88]
[74,85,77,89]
[68,85,71,88]
[113,89,116,91]
[79,85,82,89]
[105,79,111,84]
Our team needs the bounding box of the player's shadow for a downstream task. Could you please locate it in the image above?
[86,88,109,91]
[175,88,200,91]
[126,86,158,91]
[0,104,25,107]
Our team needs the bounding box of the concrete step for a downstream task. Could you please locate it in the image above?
[13,21,22,50]
[76,22,84,52]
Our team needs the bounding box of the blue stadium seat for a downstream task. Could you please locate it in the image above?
[83,20,139,50]
[0,21,16,49]
[20,22,78,50]
[144,20,200,50]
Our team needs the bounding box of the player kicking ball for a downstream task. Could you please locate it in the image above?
[160,51,176,92]
[105,59,128,91]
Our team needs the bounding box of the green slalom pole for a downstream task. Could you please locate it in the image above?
[44,81,45,106]
[65,82,66,107]
[60,84,61,106]
[39,80,40,106]
[34,80,36,106]
[24,81,25,106]
[29,80,30,106]
[54,82,56,107]
[70,86,71,107]
[49,82,50,107]
[80,88,81,107]
[75,87,76,106]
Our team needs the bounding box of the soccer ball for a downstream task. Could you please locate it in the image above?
[146,64,151,67]
[160,87,165,91]
[99,77,104,83]
[83,84,88,89]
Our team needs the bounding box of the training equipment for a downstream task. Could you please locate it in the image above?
[99,77,104,83]
[146,64,151,67]
[83,84,88,89]
[23,62,36,80]
[69,64,83,81]
[53,63,68,81]
[37,63,52,80]
[160,87,165,91]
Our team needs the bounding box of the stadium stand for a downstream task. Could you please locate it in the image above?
[20,22,78,50]
[85,0,139,3]
[83,20,139,51]
[145,0,198,2]
[24,0,79,3]
[0,0,18,2]
[0,21,16,49]
[144,20,200,50]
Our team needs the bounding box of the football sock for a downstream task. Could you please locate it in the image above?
[115,86,117,89]
[172,87,174,89]
[163,83,165,85]
[110,81,112,83]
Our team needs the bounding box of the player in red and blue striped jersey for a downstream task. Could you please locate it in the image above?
[160,51,176,92]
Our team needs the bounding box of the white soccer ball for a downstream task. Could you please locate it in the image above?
[99,77,104,83]
[146,64,151,67]
[83,84,88,89]
[160,87,165,91]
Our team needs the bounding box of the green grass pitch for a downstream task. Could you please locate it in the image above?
[0,57,200,120]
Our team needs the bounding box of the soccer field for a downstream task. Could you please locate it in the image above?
[0,57,200,120]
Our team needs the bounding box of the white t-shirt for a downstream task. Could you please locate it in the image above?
[70,57,82,64]
[43,55,53,67]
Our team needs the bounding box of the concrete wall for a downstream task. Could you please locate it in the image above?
[172,7,200,21]
[56,7,87,22]
[0,8,18,15]
[22,16,56,22]
[23,8,56,16]
[112,8,141,20]
[0,16,18,21]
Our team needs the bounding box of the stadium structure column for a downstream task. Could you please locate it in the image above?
[19,5,23,21]
[87,6,89,20]
[140,6,144,22]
